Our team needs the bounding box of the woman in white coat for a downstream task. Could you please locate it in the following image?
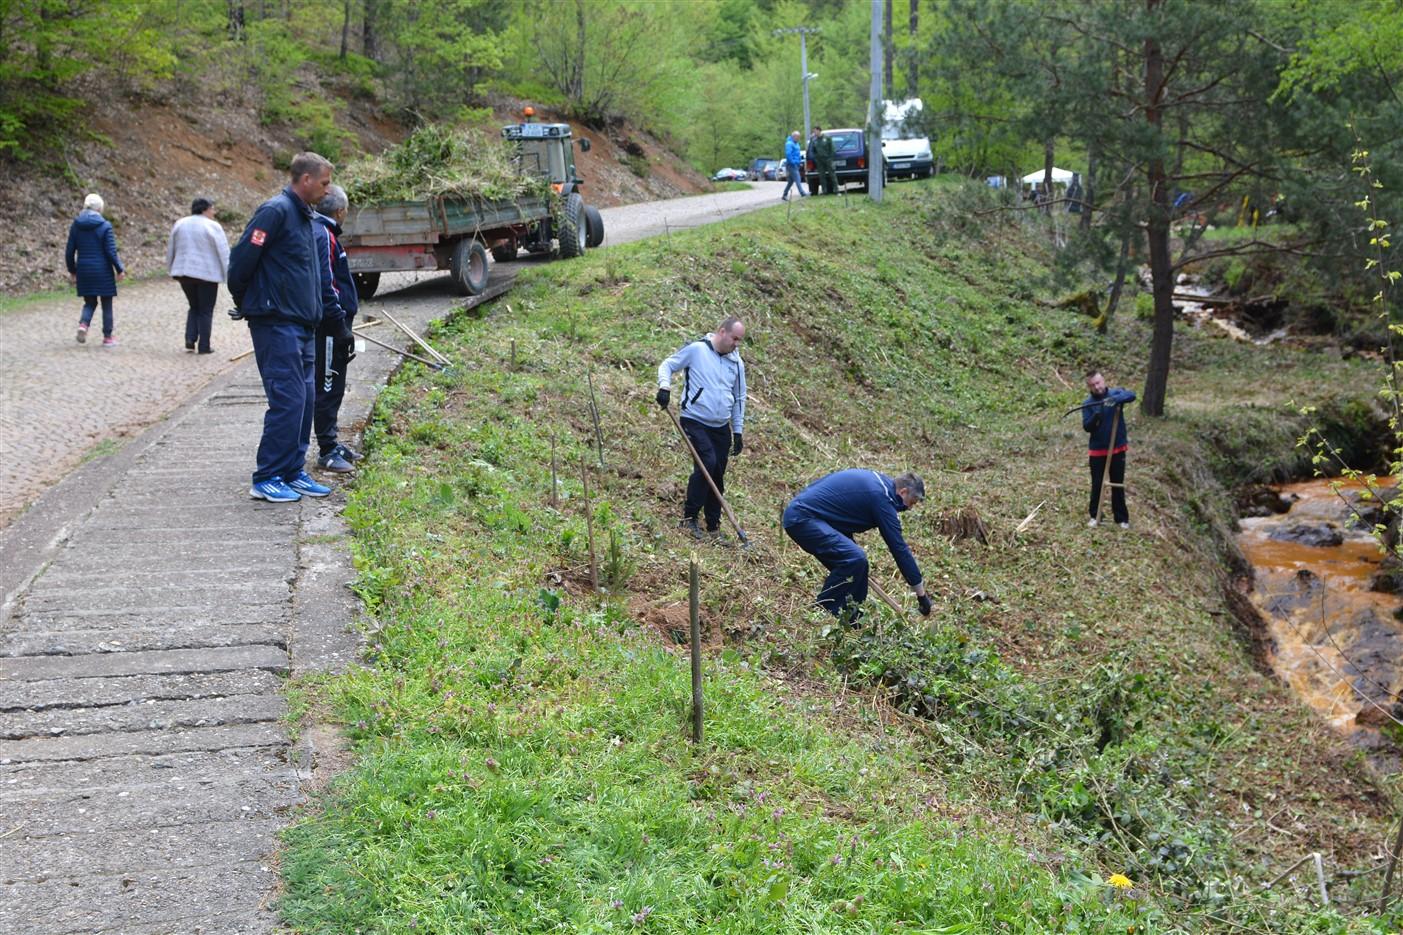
[166,197,230,354]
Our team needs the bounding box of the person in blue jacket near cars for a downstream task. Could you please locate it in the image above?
[310,184,359,474]
[1081,369,1136,528]
[227,152,340,504]
[783,469,932,620]
[781,130,808,201]
[65,193,125,347]
[656,316,746,541]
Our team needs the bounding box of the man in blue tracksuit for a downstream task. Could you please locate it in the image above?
[227,152,336,503]
[1081,369,1136,527]
[311,184,359,473]
[781,131,808,201]
[656,316,746,540]
[783,469,932,620]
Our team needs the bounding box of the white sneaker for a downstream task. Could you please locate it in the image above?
[1118,522,1130,530]
[1087,518,1099,528]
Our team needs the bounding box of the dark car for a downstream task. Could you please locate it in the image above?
[748,157,779,181]
[805,129,871,192]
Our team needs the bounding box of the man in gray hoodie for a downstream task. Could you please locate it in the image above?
[656,316,747,540]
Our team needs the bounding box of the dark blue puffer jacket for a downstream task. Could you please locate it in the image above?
[312,213,357,327]
[65,210,124,296]
[1082,388,1136,454]
[227,187,321,327]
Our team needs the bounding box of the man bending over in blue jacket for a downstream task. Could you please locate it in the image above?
[1081,369,1136,528]
[783,469,932,620]
[227,152,335,503]
[656,316,746,542]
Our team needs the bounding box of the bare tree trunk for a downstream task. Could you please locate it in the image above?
[1099,208,1135,334]
[1081,135,1098,231]
[340,0,351,59]
[1042,139,1054,214]
[571,0,587,103]
[1142,0,1173,417]
[363,0,380,61]
[884,0,894,100]
[226,0,245,40]
[907,0,918,97]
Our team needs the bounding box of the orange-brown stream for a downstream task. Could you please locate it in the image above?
[1236,479,1401,753]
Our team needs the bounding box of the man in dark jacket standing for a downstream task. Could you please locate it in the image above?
[811,127,838,196]
[311,184,359,473]
[1081,369,1135,528]
[227,152,336,503]
[783,469,932,620]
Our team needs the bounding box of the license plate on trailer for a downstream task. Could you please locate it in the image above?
[834,159,847,167]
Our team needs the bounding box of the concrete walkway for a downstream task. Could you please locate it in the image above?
[0,185,780,933]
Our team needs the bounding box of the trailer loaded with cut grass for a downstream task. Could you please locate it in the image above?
[340,121,603,298]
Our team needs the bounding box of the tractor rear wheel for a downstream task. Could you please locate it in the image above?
[558,193,587,259]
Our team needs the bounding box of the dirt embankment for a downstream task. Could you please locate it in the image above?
[0,93,711,296]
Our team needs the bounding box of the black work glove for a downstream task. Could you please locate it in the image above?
[656,388,670,409]
[916,594,933,617]
[731,434,743,456]
[227,306,244,321]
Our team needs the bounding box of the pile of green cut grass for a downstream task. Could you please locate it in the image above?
[279,180,1397,934]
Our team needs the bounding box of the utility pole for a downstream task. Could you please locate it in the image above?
[868,0,884,201]
[773,26,820,141]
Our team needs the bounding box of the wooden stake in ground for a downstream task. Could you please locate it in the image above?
[379,307,451,366]
[689,553,703,744]
[510,339,517,371]
[586,367,605,468]
[549,435,559,509]
[581,462,599,590]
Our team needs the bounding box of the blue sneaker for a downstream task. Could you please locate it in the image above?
[286,471,332,498]
[250,479,301,502]
[331,443,361,462]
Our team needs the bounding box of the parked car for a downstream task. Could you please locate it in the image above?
[773,161,786,181]
[712,167,748,182]
[880,137,934,180]
[748,157,779,181]
[805,128,871,192]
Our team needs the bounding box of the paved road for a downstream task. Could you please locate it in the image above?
[0,182,778,934]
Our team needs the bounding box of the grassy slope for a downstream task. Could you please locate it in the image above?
[279,181,1396,934]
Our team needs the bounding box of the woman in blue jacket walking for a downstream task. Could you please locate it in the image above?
[65,193,126,347]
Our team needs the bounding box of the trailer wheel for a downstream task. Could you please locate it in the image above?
[584,204,604,248]
[352,272,380,300]
[490,241,517,263]
[558,193,587,259]
[450,239,490,296]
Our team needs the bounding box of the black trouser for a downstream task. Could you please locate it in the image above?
[682,418,731,531]
[178,277,218,352]
[1089,451,1128,523]
[314,324,354,456]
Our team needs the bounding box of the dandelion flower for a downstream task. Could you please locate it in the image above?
[1107,873,1133,889]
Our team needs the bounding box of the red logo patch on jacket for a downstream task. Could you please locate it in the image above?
[251,229,267,246]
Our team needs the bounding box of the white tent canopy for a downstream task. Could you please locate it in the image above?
[1020,167,1076,185]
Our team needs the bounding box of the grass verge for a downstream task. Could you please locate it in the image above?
[280,180,1398,933]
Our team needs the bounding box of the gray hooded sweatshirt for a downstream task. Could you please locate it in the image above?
[657,337,746,434]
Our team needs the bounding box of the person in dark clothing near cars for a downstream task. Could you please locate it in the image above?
[656,316,747,541]
[1082,369,1135,528]
[783,469,932,620]
[311,184,360,473]
[227,152,337,504]
[810,126,838,195]
[66,193,125,347]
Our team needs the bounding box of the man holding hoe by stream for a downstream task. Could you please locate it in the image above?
[1081,369,1135,528]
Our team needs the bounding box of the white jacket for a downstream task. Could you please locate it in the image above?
[657,337,746,433]
[166,214,230,283]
